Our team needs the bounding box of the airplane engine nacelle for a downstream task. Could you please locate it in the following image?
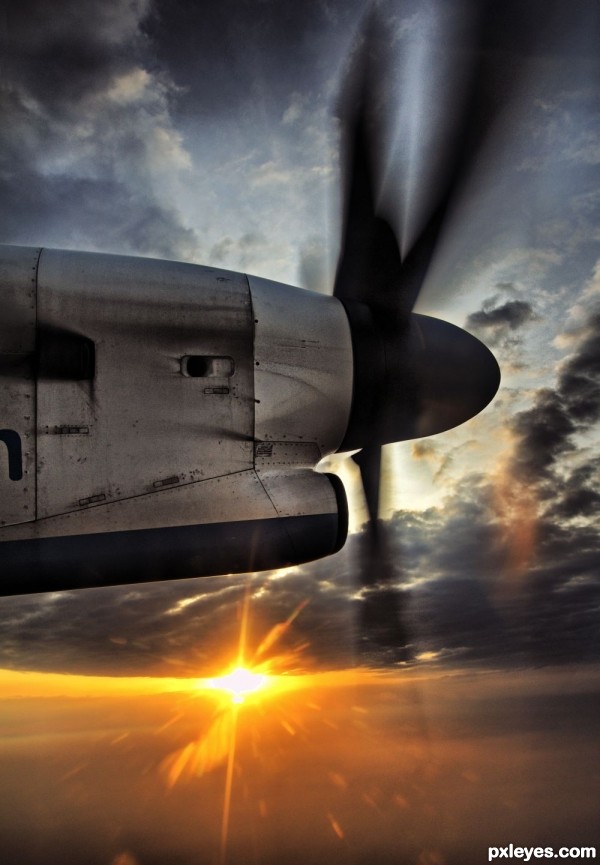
[0,468,348,594]
[248,274,353,455]
[0,245,353,593]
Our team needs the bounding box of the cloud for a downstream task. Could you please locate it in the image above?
[0,0,199,259]
[282,92,307,126]
[298,235,329,292]
[511,310,600,479]
[511,389,577,479]
[465,297,537,353]
[548,483,600,521]
[387,471,600,667]
[249,161,293,189]
[466,299,535,334]
[558,312,600,422]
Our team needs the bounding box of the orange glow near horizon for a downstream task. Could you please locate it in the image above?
[0,589,445,865]
[1,659,598,865]
[0,662,394,701]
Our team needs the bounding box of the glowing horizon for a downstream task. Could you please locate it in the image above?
[204,665,271,704]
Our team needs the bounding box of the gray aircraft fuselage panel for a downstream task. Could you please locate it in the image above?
[0,245,354,590]
[35,248,254,520]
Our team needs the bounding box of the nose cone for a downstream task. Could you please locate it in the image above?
[382,313,501,442]
[337,303,501,451]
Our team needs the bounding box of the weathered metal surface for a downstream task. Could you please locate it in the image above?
[1,470,267,541]
[249,275,353,456]
[0,358,36,526]
[257,467,341,519]
[0,246,38,527]
[35,248,254,523]
[0,245,39,353]
[0,246,351,581]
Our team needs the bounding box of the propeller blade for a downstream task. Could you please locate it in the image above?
[333,4,507,666]
[352,445,411,664]
[352,445,381,527]
[353,506,412,664]
[334,2,518,320]
[357,580,411,665]
[334,110,404,321]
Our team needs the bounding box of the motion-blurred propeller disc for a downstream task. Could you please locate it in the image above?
[333,9,501,665]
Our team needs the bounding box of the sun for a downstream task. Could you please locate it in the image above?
[205,665,271,704]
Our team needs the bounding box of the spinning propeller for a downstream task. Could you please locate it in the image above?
[332,10,501,664]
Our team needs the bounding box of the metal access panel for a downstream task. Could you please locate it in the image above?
[249,275,353,456]
[0,246,38,527]
[35,249,254,526]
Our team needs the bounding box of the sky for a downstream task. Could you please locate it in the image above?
[0,1,599,863]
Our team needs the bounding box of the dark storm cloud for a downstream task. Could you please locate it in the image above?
[3,0,597,260]
[466,299,535,336]
[464,290,538,358]
[548,482,600,521]
[546,458,600,520]
[2,0,150,108]
[0,0,199,257]
[388,475,600,667]
[559,313,600,423]
[511,389,577,479]
[511,311,600,480]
